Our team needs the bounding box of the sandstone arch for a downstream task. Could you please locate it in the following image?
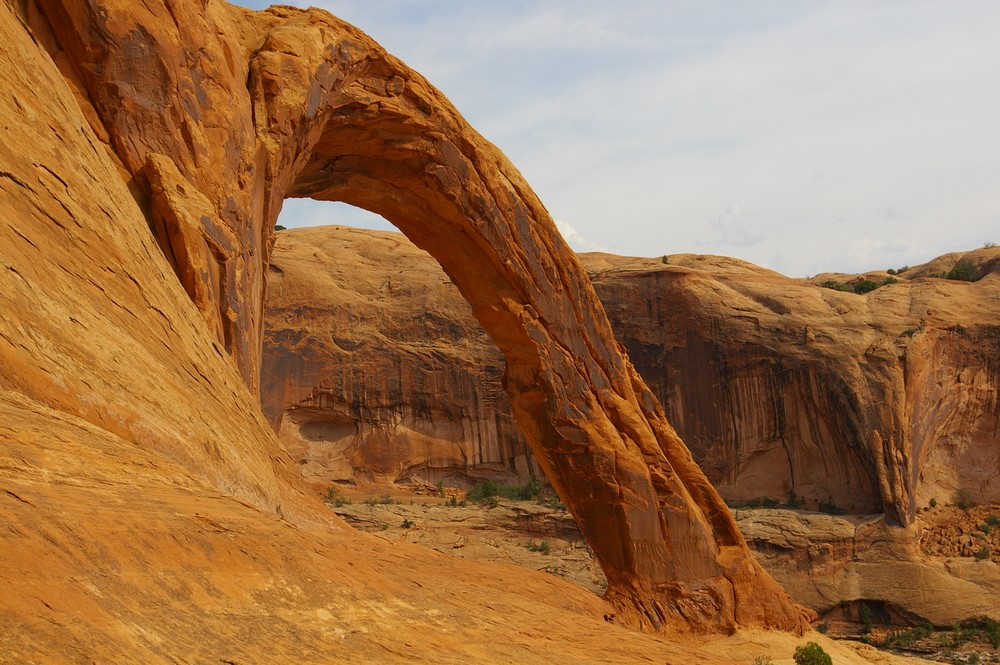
[37,0,809,633]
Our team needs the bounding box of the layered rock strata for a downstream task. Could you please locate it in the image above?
[1,0,808,642]
[263,226,538,485]
[265,227,1000,528]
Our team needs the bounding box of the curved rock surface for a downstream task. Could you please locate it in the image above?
[0,0,809,647]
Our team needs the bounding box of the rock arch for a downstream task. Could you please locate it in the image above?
[38,0,809,634]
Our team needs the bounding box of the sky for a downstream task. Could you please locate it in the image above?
[234,0,1000,277]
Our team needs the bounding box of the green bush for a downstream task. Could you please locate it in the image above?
[818,498,845,515]
[929,497,938,508]
[945,260,978,282]
[467,478,542,503]
[889,623,933,648]
[986,514,1000,527]
[400,518,414,529]
[819,280,852,292]
[859,603,873,634]
[526,541,550,555]
[955,488,976,510]
[793,641,832,665]
[853,279,881,294]
[984,618,1000,648]
[725,496,781,509]
[974,546,991,561]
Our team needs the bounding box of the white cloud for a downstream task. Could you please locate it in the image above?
[555,219,607,253]
[698,202,763,250]
[240,0,1000,277]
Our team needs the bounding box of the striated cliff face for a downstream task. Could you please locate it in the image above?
[591,250,1000,526]
[262,226,538,485]
[0,0,812,647]
[264,229,1000,527]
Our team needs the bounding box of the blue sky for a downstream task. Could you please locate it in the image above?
[234,0,1000,276]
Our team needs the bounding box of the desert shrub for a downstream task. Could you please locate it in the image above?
[929,497,938,508]
[819,280,852,292]
[436,480,445,497]
[952,623,968,648]
[726,496,782,509]
[467,478,542,503]
[984,618,1000,648]
[889,623,933,648]
[538,495,566,510]
[785,490,804,509]
[955,488,977,510]
[946,260,978,282]
[986,514,1000,527]
[985,242,997,249]
[526,541,550,555]
[793,641,832,665]
[661,255,669,264]
[324,487,352,507]
[400,518,414,529]
[274,224,286,231]
[859,603,873,634]
[752,656,774,665]
[974,546,991,561]
[818,498,845,515]
[853,279,881,294]
[817,620,829,634]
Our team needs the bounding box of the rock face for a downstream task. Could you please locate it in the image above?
[591,250,1000,526]
[738,509,1000,624]
[263,228,1000,626]
[263,226,539,485]
[0,0,809,647]
[265,228,1000,527]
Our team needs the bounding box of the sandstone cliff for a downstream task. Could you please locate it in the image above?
[265,227,1000,528]
[263,226,539,485]
[0,0,811,653]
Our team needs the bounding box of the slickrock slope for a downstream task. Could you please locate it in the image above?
[0,0,811,653]
[263,227,538,486]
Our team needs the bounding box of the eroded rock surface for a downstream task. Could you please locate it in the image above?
[263,227,1000,625]
[265,228,1000,526]
[263,227,539,486]
[1,0,809,647]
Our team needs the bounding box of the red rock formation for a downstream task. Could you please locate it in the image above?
[263,226,539,485]
[265,228,1000,528]
[7,0,809,638]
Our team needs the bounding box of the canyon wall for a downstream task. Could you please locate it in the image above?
[262,226,539,485]
[264,229,1000,526]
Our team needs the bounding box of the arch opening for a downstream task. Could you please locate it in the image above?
[263,200,543,490]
